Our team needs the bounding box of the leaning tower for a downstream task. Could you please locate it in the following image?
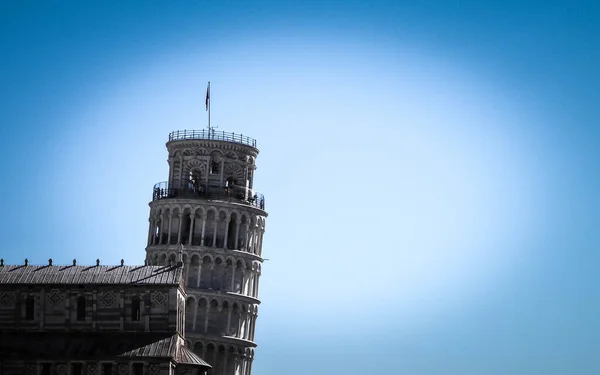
[145,129,267,375]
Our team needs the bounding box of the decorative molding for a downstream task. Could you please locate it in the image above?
[151,291,166,306]
[185,159,207,174]
[0,291,15,307]
[87,364,98,375]
[224,163,244,181]
[167,141,259,159]
[47,289,64,306]
[117,364,128,375]
[101,291,116,307]
[149,364,160,375]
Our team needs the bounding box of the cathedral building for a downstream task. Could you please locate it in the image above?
[0,129,268,375]
[0,259,210,375]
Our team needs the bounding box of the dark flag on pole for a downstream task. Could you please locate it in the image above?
[205,82,210,111]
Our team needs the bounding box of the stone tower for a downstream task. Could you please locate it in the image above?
[146,130,267,375]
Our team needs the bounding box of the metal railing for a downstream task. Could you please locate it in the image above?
[168,129,257,148]
[152,181,265,210]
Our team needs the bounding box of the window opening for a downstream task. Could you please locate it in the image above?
[132,296,141,321]
[25,295,34,320]
[76,296,86,321]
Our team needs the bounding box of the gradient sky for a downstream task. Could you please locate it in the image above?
[1,1,599,374]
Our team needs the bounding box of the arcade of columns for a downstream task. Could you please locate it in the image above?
[145,133,267,375]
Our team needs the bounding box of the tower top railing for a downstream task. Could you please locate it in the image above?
[151,181,266,210]
[168,130,257,148]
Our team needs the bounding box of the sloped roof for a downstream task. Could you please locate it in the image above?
[178,344,211,366]
[0,332,210,368]
[0,264,182,285]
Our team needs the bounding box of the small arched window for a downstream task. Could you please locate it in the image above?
[25,295,35,320]
[76,296,86,321]
[131,296,141,321]
[210,160,220,174]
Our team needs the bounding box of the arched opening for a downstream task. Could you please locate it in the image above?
[181,209,193,244]
[223,259,234,292]
[217,301,229,336]
[153,217,161,245]
[192,211,203,245]
[226,176,238,187]
[205,344,216,375]
[216,211,227,248]
[188,255,200,287]
[193,341,204,356]
[169,208,181,245]
[228,213,238,250]
[212,258,223,291]
[214,345,227,375]
[206,299,220,335]
[233,261,244,294]
[238,216,248,250]
[204,210,216,247]
[200,256,212,289]
[185,297,195,332]
[187,168,204,194]
[160,210,170,244]
[230,303,240,337]
[196,299,207,333]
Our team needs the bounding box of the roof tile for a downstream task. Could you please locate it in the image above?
[0,264,182,286]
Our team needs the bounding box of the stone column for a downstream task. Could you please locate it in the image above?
[177,214,183,244]
[159,214,165,245]
[254,273,260,298]
[196,263,202,288]
[183,258,190,288]
[212,217,218,248]
[188,214,196,245]
[230,265,237,292]
[226,308,232,335]
[147,218,154,246]
[200,217,206,246]
[223,219,230,249]
[204,302,210,333]
[167,214,173,244]
[208,264,215,290]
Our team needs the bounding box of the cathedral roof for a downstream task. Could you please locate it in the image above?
[0,263,183,286]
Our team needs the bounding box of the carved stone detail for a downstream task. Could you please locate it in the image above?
[151,291,166,305]
[87,364,98,375]
[0,291,14,307]
[149,364,160,375]
[47,289,63,306]
[101,291,116,306]
[117,364,128,375]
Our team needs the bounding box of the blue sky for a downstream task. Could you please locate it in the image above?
[1,0,599,374]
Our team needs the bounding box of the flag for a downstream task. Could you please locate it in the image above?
[205,82,210,111]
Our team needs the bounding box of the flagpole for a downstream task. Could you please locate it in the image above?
[207,81,211,136]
